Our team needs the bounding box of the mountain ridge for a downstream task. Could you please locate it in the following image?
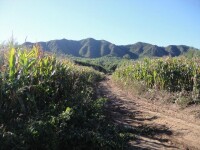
[23,38,200,59]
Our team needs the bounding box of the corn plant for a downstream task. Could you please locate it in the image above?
[0,45,103,117]
[113,57,200,102]
[1,45,132,150]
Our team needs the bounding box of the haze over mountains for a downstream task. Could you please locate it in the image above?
[23,38,200,59]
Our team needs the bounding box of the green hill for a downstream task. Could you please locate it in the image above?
[23,38,200,59]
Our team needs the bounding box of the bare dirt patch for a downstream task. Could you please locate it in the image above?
[97,77,200,150]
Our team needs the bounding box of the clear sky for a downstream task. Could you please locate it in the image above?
[0,0,200,48]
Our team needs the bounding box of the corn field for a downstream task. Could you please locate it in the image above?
[0,45,103,116]
[113,57,200,102]
[1,46,132,150]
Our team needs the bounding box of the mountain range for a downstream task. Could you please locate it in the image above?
[23,38,200,59]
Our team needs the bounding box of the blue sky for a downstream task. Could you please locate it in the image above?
[0,0,200,48]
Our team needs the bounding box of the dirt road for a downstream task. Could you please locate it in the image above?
[98,77,200,150]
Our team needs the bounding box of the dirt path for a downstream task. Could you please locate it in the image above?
[97,77,200,150]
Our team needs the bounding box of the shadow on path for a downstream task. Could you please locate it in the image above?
[98,78,179,150]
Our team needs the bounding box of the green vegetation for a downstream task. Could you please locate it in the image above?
[72,56,132,73]
[113,57,200,104]
[1,39,200,149]
[0,46,131,149]
[183,49,200,58]
[23,38,200,59]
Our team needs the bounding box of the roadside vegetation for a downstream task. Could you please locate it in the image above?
[113,57,200,106]
[0,45,132,150]
[66,56,132,74]
[1,39,200,149]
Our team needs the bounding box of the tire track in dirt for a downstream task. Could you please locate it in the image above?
[98,77,200,150]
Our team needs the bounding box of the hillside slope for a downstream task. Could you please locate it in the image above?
[23,38,200,59]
